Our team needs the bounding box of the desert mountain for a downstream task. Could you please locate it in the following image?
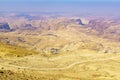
[85,18,120,41]
[0,14,120,80]
[0,15,120,56]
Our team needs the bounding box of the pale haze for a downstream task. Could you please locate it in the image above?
[0,0,120,16]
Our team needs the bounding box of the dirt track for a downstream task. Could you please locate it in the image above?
[1,55,120,71]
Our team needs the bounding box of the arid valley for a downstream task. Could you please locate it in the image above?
[0,13,120,80]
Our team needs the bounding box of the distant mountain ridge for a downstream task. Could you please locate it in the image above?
[0,15,120,56]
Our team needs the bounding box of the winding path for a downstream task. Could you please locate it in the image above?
[1,55,120,71]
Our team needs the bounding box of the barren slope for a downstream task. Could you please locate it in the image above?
[0,15,120,80]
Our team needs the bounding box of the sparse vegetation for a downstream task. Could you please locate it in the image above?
[0,42,38,57]
[0,15,120,80]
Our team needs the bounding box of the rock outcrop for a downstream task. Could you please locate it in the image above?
[0,23,11,31]
[69,19,85,25]
[88,19,110,33]
[20,24,36,30]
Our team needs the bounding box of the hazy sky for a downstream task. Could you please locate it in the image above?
[0,0,120,16]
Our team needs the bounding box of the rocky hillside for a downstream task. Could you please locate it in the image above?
[0,15,119,57]
[85,18,120,41]
[0,14,120,80]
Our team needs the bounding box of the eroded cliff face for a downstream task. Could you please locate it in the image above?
[0,22,11,31]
